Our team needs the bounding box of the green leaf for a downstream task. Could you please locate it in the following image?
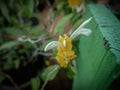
[0,30,3,43]
[41,65,60,81]
[33,13,41,21]
[30,77,40,90]
[66,64,77,79]
[73,4,120,90]
[9,0,14,9]
[5,27,25,36]
[27,26,45,37]
[0,2,10,22]
[85,0,97,3]
[13,59,20,69]
[72,18,83,29]
[0,73,5,83]
[10,17,19,26]
[54,13,73,35]
[22,0,34,18]
[0,41,20,50]
[3,61,14,70]
[56,2,65,10]
[0,17,4,26]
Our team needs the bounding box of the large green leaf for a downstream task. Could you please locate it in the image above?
[30,77,40,90]
[73,4,120,90]
[41,65,60,81]
[54,13,73,35]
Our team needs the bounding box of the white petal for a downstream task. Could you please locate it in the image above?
[59,35,62,38]
[79,17,92,28]
[80,28,92,35]
[44,41,60,51]
[63,39,66,47]
[70,17,92,39]
[75,4,83,13]
[70,28,92,39]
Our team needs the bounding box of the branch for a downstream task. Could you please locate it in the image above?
[1,72,19,90]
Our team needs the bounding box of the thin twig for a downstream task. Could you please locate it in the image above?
[1,72,19,90]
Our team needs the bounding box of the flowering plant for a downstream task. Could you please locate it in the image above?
[44,17,92,67]
[40,17,92,90]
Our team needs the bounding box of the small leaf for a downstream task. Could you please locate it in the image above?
[72,18,83,29]
[54,13,73,35]
[5,27,25,36]
[66,64,77,79]
[0,41,20,50]
[41,65,60,81]
[22,0,34,18]
[14,59,20,69]
[30,77,40,90]
[0,2,10,22]
[10,17,19,26]
[0,73,5,83]
[27,26,45,37]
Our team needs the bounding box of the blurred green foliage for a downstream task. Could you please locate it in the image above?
[0,0,46,89]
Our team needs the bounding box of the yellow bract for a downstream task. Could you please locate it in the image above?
[56,34,76,68]
[68,0,82,8]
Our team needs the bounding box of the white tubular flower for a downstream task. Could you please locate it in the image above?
[70,17,92,40]
[44,17,92,51]
[44,41,60,52]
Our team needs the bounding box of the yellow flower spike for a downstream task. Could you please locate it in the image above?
[68,0,82,8]
[56,34,76,68]
[44,17,92,68]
